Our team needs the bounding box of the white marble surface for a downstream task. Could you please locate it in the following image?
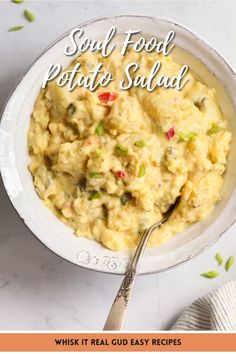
[0,0,236,331]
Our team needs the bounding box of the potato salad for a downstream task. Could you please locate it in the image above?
[28,50,231,251]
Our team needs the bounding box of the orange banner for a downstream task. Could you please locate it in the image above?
[0,333,236,352]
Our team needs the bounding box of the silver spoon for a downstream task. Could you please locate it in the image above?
[103,197,180,331]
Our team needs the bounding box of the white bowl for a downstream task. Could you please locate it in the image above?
[0,15,236,274]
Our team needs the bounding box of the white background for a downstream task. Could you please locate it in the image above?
[0,0,236,331]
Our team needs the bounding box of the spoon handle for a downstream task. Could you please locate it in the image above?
[103,225,158,331]
[103,267,136,330]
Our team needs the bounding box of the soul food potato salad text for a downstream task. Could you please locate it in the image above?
[28,50,231,251]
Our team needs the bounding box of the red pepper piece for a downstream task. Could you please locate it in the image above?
[98,92,119,104]
[115,170,126,178]
[166,127,175,140]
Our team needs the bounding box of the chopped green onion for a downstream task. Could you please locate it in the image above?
[138,164,146,178]
[8,26,24,32]
[201,271,220,279]
[134,140,146,147]
[95,121,105,136]
[95,148,103,157]
[215,253,223,266]
[177,132,187,141]
[208,124,220,135]
[89,191,101,200]
[116,144,128,155]
[178,131,197,142]
[120,195,128,206]
[24,9,35,22]
[188,132,197,140]
[225,256,234,272]
[120,193,132,206]
[11,0,24,3]
[90,172,103,179]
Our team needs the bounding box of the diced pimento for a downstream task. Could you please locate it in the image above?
[166,127,175,140]
[98,92,119,104]
[115,170,126,178]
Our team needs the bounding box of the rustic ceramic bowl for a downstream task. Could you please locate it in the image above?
[0,15,236,274]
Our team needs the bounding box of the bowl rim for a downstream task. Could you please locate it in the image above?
[1,14,236,275]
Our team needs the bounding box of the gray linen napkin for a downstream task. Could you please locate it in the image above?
[173,280,236,330]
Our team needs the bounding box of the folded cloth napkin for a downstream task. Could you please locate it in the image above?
[172,280,236,330]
